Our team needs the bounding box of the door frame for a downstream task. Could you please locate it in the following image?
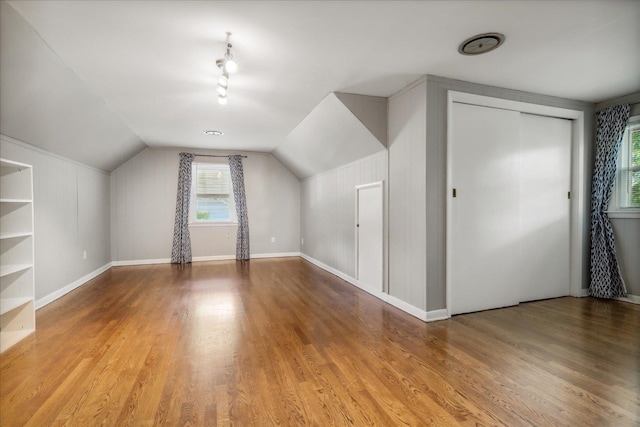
[355,181,384,291]
[446,91,586,316]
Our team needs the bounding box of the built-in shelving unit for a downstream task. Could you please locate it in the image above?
[0,158,35,352]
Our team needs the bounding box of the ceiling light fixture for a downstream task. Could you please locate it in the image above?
[204,130,224,136]
[216,32,237,105]
[458,33,505,55]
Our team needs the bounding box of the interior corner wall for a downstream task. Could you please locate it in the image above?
[300,151,387,279]
[110,148,300,262]
[0,135,111,302]
[424,75,595,311]
[387,79,427,311]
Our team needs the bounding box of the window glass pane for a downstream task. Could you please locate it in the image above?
[192,163,234,222]
[632,128,640,168]
[631,171,640,207]
[196,195,231,221]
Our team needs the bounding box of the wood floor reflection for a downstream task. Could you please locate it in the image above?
[1,258,638,426]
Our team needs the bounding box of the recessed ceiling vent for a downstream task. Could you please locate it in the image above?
[458,33,505,55]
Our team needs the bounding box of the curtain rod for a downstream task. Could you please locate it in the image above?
[192,153,248,158]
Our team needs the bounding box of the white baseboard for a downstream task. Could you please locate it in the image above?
[614,294,640,305]
[426,308,450,322]
[112,258,171,266]
[299,253,446,322]
[251,252,300,259]
[36,263,112,310]
[112,252,301,267]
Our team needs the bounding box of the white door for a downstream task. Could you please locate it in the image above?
[356,183,383,292]
[518,113,571,302]
[450,103,521,315]
[449,103,573,315]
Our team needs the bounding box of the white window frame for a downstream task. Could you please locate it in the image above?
[189,160,237,226]
[608,115,640,218]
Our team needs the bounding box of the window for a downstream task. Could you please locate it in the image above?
[610,116,640,215]
[190,162,236,224]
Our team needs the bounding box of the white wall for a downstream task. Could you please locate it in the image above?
[300,151,387,279]
[111,148,300,261]
[388,79,427,311]
[0,135,111,302]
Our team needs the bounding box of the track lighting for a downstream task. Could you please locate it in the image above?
[216,33,237,105]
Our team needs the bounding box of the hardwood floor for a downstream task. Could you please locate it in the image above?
[1,258,638,426]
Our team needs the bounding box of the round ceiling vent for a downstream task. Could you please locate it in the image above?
[458,33,505,55]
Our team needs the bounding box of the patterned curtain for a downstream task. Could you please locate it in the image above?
[171,153,195,264]
[589,104,630,298]
[229,155,250,261]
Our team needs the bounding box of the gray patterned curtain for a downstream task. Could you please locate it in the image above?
[589,104,630,298]
[229,155,250,261]
[171,153,195,264]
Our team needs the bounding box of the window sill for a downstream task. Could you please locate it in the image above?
[606,210,640,219]
[189,222,238,227]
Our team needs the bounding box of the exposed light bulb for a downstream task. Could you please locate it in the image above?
[218,74,228,86]
[217,85,227,96]
[218,95,228,105]
[225,58,238,74]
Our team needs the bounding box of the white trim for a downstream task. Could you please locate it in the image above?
[581,288,590,297]
[606,210,640,219]
[614,294,640,305]
[299,253,445,322]
[112,258,171,266]
[0,134,110,175]
[112,252,301,266]
[426,309,450,322]
[446,91,586,314]
[250,252,300,259]
[35,263,112,310]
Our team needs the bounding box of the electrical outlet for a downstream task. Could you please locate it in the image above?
[271,237,276,243]
[83,250,87,260]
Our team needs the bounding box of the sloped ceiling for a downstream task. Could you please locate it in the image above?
[273,93,387,179]
[0,1,145,172]
[2,1,639,174]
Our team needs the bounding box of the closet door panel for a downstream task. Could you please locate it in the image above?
[519,113,571,302]
[450,103,521,315]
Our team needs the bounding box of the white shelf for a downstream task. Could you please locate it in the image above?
[0,231,33,240]
[0,297,34,315]
[0,264,32,278]
[0,198,32,204]
[0,159,31,169]
[0,157,34,353]
[0,329,35,353]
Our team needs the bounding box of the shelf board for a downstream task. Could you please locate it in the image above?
[0,198,32,204]
[0,264,32,278]
[0,159,32,170]
[0,329,35,353]
[0,231,33,240]
[0,297,33,315]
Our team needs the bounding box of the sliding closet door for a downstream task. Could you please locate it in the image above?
[450,103,521,315]
[518,113,571,302]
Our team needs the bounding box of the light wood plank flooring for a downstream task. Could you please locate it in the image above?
[1,258,639,426]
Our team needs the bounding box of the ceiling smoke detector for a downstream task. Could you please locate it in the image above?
[458,33,505,55]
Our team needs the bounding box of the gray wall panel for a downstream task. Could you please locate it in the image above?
[1,135,111,301]
[300,152,387,280]
[111,148,299,261]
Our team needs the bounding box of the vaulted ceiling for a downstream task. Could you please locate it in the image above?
[2,1,639,172]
